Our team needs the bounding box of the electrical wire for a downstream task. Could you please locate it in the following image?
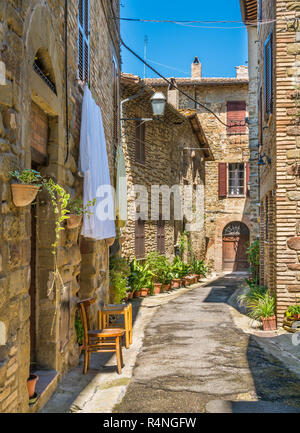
[111,9,243,128]
[113,16,277,26]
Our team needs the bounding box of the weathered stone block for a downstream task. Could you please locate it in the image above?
[287,237,300,250]
[288,191,300,201]
[287,149,300,159]
[288,263,300,270]
[287,285,300,292]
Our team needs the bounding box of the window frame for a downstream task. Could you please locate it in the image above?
[78,0,90,82]
[227,163,246,197]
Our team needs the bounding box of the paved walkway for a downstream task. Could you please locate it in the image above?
[114,273,300,413]
[43,273,300,413]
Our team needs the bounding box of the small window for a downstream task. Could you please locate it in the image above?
[228,163,245,196]
[264,32,273,114]
[157,217,165,255]
[227,101,246,135]
[78,0,89,82]
[135,219,145,259]
[135,120,146,164]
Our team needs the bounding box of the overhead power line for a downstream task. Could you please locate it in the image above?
[111,10,243,128]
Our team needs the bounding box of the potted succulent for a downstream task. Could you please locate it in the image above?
[66,198,96,229]
[9,169,42,207]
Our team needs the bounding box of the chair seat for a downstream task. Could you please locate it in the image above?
[88,328,124,337]
[102,304,128,311]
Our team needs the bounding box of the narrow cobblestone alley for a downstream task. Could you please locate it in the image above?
[113,274,300,413]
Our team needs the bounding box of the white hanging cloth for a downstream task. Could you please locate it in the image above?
[79,84,116,240]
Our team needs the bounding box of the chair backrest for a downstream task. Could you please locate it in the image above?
[77,298,96,346]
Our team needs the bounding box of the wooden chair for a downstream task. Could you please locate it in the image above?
[98,303,132,349]
[77,298,125,375]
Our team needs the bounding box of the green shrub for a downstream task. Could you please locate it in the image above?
[170,256,190,279]
[109,256,130,303]
[145,252,171,284]
[246,240,260,284]
[75,310,84,345]
[286,304,300,318]
[190,258,209,277]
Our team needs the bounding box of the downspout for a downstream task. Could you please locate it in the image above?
[64,0,69,164]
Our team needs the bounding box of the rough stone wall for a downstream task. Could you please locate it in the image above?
[0,0,119,412]
[120,82,206,263]
[178,83,251,272]
[259,0,300,324]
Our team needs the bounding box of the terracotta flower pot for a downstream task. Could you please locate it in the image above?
[163,283,171,292]
[128,291,134,299]
[261,315,277,331]
[140,288,149,297]
[67,214,82,229]
[171,279,181,289]
[11,184,39,207]
[182,277,190,287]
[154,283,162,294]
[293,314,300,319]
[27,374,39,399]
[134,290,141,298]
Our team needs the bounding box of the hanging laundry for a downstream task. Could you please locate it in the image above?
[79,84,116,240]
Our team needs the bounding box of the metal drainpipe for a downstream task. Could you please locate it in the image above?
[64,0,69,164]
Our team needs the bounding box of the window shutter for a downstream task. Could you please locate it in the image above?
[135,219,145,258]
[219,163,227,197]
[246,162,250,196]
[227,101,246,135]
[264,33,273,114]
[157,218,165,254]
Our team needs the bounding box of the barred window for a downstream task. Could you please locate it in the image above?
[78,0,89,82]
[135,120,146,164]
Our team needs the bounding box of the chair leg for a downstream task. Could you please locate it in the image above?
[115,336,122,374]
[129,304,133,345]
[83,348,89,375]
[124,311,130,349]
[119,337,124,368]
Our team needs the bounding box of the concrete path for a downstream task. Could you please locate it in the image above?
[113,273,300,413]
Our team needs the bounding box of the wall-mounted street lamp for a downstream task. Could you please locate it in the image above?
[150,92,167,117]
[121,91,167,122]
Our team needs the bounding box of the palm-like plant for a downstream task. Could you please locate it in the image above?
[244,291,276,320]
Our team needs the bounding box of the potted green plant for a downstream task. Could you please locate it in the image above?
[129,258,154,297]
[170,257,187,288]
[66,198,96,229]
[9,169,42,206]
[286,304,300,320]
[27,374,39,403]
[190,259,209,282]
[244,291,276,331]
[145,252,170,294]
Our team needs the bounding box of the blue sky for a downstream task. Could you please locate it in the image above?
[120,0,248,79]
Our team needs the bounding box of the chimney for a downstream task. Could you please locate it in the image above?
[191,56,202,79]
[167,78,179,109]
[235,65,248,79]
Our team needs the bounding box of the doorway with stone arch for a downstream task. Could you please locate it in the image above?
[222,222,250,271]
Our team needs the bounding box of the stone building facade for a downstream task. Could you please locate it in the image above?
[145,62,251,273]
[241,0,300,326]
[0,0,120,412]
[120,73,212,263]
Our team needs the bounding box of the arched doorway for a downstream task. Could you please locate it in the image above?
[222,222,249,271]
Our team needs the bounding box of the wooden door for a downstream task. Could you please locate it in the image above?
[222,223,249,271]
